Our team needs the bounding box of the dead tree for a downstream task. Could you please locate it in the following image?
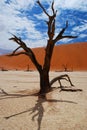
[8,1,78,95]
[62,64,68,71]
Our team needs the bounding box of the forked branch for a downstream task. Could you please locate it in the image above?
[54,21,78,43]
[37,0,57,40]
[9,34,42,71]
[58,21,68,37]
[50,74,74,87]
[50,74,82,92]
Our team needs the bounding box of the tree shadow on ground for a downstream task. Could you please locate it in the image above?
[0,88,39,100]
[0,86,82,100]
[3,95,77,130]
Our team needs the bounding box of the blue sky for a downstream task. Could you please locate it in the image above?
[0,0,87,51]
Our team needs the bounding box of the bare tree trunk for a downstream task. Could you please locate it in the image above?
[39,69,51,94]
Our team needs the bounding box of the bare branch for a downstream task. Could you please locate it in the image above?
[54,21,78,43]
[37,0,49,17]
[13,46,21,54]
[9,34,42,71]
[37,1,57,40]
[9,35,35,56]
[51,0,57,16]
[62,35,78,39]
[51,19,55,39]
[7,45,23,56]
[59,21,68,36]
[9,34,27,49]
[51,0,55,14]
[50,74,74,87]
[47,15,56,39]
[55,21,68,41]
[7,51,28,57]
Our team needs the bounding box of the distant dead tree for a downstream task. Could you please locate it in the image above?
[62,64,68,71]
[1,67,8,71]
[8,1,79,96]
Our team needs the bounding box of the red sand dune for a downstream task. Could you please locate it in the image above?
[0,42,87,71]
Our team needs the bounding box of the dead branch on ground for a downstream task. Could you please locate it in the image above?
[50,74,83,92]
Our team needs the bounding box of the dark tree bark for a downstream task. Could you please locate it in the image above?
[8,1,77,95]
[39,70,50,94]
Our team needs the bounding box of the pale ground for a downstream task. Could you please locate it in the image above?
[0,71,87,130]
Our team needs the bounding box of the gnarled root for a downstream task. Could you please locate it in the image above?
[50,74,82,92]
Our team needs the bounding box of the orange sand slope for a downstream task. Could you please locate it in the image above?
[0,42,87,71]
